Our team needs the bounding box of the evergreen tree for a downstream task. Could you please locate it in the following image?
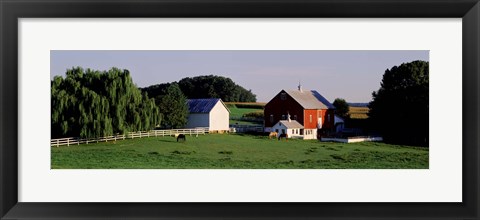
[155,83,188,129]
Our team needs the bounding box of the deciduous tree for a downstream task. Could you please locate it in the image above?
[333,98,349,119]
[368,60,429,146]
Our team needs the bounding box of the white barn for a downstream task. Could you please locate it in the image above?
[186,98,230,132]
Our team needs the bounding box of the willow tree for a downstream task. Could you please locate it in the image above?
[51,67,160,138]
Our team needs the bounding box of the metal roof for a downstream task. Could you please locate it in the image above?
[275,120,304,129]
[285,90,335,109]
[187,98,229,113]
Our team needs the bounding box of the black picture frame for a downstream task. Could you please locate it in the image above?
[1,0,479,219]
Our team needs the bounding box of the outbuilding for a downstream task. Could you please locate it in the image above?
[271,116,305,139]
[186,98,230,133]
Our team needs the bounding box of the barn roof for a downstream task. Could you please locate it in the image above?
[187,98,229,113]
[285,90,335,109]
[275,120,304,129]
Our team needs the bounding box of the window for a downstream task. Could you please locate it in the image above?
[309,115,312,123]
[281,129,285,134]
[270,115,274,123]
[275,129,279,133]
[280,92,286,100]
[300,129,304,135]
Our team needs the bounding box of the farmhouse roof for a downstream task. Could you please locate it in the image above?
[187,98,230,113]
[276,120,304,129]
[285,90,335,109]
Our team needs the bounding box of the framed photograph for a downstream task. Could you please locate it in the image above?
[1,0,479,219]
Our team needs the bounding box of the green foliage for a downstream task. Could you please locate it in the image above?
[51,134,429,169]
[155,83,188,129]
[51,67,160,138]
[143,75,257,102]
[333,98,349,119]
[368,60,429,146]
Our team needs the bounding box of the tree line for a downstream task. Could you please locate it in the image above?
[142,75,256,103]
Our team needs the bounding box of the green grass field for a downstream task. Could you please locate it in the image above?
[229,107,262,118]
[51,134,429,169]
[228,103,264,125]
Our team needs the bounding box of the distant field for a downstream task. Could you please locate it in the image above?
[227,102,264,125]
[349,106,369,119]
[229,108,262,118]
[52,134,429,169]
[225,102,266,106]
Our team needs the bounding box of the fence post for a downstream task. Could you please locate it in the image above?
[67,139,69,147]
[57,139,59,147]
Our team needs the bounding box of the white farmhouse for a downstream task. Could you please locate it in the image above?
[271,118,305,139]
[186,98,230,132]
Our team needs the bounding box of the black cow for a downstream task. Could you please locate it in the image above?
[177,134,186,142]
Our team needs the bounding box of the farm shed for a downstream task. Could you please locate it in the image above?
[264,84,335,139]
[271,117,305,139]
[186,98,230,132]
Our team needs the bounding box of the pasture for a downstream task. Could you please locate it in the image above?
[52,134,428,169]
[229,107,262,118]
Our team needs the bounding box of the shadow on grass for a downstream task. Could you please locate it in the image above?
[156,139,178,143]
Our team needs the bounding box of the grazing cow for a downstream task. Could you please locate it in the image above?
[176,134,186,142]
[278,133,288,141]
[268,132,278,139]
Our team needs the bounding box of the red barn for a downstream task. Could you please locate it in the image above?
[264,86,335,139]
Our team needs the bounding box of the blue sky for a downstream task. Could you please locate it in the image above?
[51,50,429,103]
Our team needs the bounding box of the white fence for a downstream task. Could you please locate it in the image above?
[321,136,383,143]
[230,124,264,133]
[51,128,209,147]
